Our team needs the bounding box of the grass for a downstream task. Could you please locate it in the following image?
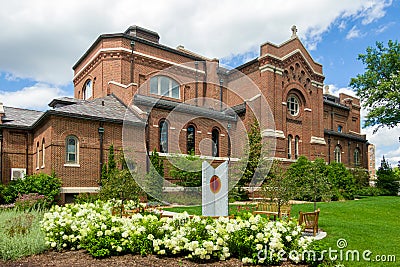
[0,208,48,261]
[164,196,400,266]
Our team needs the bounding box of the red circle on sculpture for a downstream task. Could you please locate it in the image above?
[210,175,221,194]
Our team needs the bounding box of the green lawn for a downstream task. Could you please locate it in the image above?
[164,196,400,266]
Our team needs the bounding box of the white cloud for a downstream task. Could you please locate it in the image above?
[327,84,357,97]
[0,0,392,85]
[0,83,68,110]
[346,26,362,39]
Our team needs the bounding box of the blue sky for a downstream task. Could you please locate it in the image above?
[0,0,399,167]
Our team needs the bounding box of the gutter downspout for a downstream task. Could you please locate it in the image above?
[98,123,104,185]
[25,133,29,174]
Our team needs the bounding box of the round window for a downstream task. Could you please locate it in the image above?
[287,95,300,116]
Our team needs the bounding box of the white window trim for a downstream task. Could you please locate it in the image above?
[287,95,300,116]
[41,141,45,168]
[66,136,79,165]
[151,76,180,99]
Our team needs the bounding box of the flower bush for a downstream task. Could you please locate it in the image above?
[41,201,314,265]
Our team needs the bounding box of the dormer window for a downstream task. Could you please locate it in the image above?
[150,76,180,99]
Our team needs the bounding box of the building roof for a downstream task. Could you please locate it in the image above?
[49,94,144,125]
[48,97,84,108]
[73,27,207,70]
[134,94,238,122]
[0,94,144,130]
[1,107,44,128]
[323,95,350,110]
[324,129,367,142]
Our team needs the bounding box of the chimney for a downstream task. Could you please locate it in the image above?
[124,25,160,43]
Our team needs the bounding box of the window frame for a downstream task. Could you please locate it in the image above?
[36,142,40,170]
[354,148,360,166]
[334,145,341,163]
[41,138,45,168]
[294,135,299,159]
[159,120,169,153]
[212,128,220,157]
[287,134,293,159]
[186,125,196,154]
[83,79,93,100]
[150,75,180,99]
[65,135,79,164]
[287,94,300,116]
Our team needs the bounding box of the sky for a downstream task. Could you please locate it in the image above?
[0,0,399,167]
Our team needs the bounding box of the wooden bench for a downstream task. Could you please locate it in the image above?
[298,209,320,236]
[252,202,291,220]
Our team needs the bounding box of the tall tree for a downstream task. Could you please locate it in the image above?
[349,40,400,132]
[376,156,399,196]
[231,118,270,200]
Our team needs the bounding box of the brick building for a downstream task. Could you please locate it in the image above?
[0,25,370,201]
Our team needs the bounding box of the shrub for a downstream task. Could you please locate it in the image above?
[326,162,356,200]
[169,153,202,187]
[2,173,61,206]
[355,186,388,197]
[41,202,315,265]
[14,193,46,211]
[0,209,47,260]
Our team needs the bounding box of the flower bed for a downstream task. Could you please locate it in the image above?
[41,201,314,265]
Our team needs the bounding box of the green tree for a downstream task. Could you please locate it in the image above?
[169,153,202,187]
[285,156,313,201]
[261,160,294,214]
[99,145,141,204]
[349,40,400,132]
[376,156,400,195]
[285,156,332,209]
[326,162,356,200]
[100,144,117,185]
[145,148,164,201]
[232,118,270,200]
[309,158,332,210]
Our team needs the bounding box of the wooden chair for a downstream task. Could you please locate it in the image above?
[298,209,320,236]
[253,203,291,220]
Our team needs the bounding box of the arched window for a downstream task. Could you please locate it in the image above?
[334,146,341,163]
[354,148,360,166]
[338,125,343,133]
[287,135,293,159]
[150,76,180,99]
[83,79,92,100]
[159,120,169,153]
[187,125,195,154]
[42,138,45,168]
[36,142,40,169]
[66,136,78,164]
[287,94,300,116]
[294,136,299,159]
[212,128,219,157]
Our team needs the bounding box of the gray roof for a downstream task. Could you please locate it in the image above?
[134,94,238,122]
[1,107,44,128]
[324,129,367,142]
[1,94,143,129]
[48,97,84,108]
[51,94,143,124]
